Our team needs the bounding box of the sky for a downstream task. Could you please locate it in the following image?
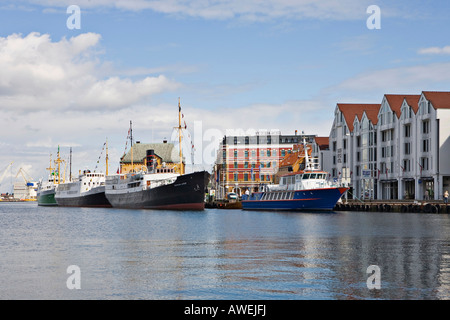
[1,0,450,192]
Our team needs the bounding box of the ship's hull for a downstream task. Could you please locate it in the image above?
[241,187,348,211]
[55,186,111,208]
[106,171,209,210]
[37,188,57,206]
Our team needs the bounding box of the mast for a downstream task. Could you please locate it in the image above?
[303,137,311,171]
[105,138,109,176]
[69,147,72,182]
[55,145,62,184]
[46,154,53,181]
[130,121,133,173]
[178,98,184,175]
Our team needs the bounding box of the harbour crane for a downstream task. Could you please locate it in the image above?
[0,162,13,186]
[15,167,35,186]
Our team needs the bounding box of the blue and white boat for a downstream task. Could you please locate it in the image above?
[241,139,348,211]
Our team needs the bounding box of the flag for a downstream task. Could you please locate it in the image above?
[401,166,405,173]
[385,168,388,176]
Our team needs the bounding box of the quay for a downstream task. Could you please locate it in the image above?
[205,198,449,213]
[334,200,450,214]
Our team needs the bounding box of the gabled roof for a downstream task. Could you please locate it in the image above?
[384,94,421,117]
[422,91,450,109]
[314,137,329,150]
[279,144,311,167]
[402,95,421,113]
[337,103,381,132]
[121,142,181,164]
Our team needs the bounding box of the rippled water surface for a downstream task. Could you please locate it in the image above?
[1,202,450,299]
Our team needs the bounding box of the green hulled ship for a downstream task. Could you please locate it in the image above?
[37,147,63,207]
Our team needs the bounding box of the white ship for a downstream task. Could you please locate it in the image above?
[55,170,111,207]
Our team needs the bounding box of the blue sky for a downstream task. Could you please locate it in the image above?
[1,0,450,191]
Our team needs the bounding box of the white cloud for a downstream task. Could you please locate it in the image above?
[325,62,450,99]
[418,46,450,55]
[19,0,375,21]
[0,32,179,112]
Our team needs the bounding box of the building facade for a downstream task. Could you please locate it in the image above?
[212,131,319,198]
[329,91,450,201]
[329,103,381,199]
[120,140,183,174]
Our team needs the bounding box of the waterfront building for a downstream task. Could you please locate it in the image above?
[329,103,381,199]
[212,131,318,198]
[119,140,183,174]
[412,91,450,200]
[329,91,450,201]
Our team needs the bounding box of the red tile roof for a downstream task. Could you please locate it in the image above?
[384,94,421,117]
[403,95,421,113]
[314,137,329,150]
[336,103,381,132]
[422,91,450,109]
[279,144,311,167]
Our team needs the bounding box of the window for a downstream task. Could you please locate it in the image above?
[267,150,271,157]
[402,159,410,172]
[422,120,430,134]
[234,137,238,144]
[281,150,286,157]
[234,150,238,158]
[404,142,411,155]
[343,139,347,150]
[245,136,249,144]
[404,125,411,138]
[244,150,249,158]
[244,173,248,181]
[234,173,238,181]
[234,161,238,169]
[420,157,429,171]
[422,139,430,153]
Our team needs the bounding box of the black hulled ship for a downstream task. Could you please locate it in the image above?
[105,99,209,210]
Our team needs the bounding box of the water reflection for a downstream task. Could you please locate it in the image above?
[1,203,450,299]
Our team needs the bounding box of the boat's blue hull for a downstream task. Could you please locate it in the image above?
[241,187,348,211]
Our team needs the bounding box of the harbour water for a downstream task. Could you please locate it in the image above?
[1,202,450,300]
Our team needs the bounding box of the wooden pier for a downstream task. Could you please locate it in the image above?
[334,200,450,214]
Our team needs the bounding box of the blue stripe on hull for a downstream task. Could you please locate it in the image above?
[242,187,347,211]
